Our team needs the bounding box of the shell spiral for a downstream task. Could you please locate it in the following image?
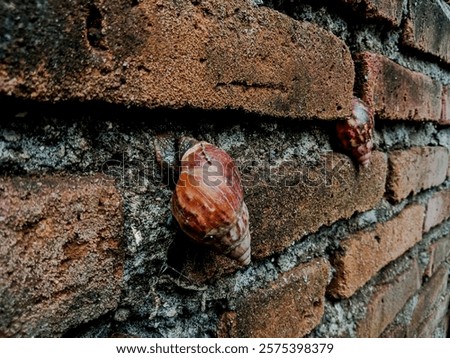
[171,141,251,265]
[336,97,374,167]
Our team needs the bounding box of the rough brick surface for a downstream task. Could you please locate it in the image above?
[355,52,442,121]
[416,293,450,337]
[380,321,407,338]
[328,204,425,298]
[357,260,420,337]
[442,87,450,124]
[385,291,450,338]
[387,147,449,202]
[403,0,450,64]
[425,234,450,277]
[424,189,450,232]
[340,0,404,26]
[0,175,123,337]
[249,151,387,259]
[168,151,387,283]
[0,0,353,120]
[409,265,449,336]
[448,155,450,178]
[217,259,330,338]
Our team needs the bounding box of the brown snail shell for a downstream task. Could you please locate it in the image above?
[336,97,374,167]
[170,138,251,265]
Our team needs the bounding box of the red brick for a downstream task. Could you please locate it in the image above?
[0,0,353,120]
[380,322,407,338]
[217,259,331,338]
[425,234,450,277]
[424,189,450,232]
[357,260,421,337]
[0,175,123,337]
[409,265,449,336]
[387,147,449,202]
[356,52,442,121]
[416,293,450,337]
[441,87,450,124]
[328,204,425,298]
[403,0,450,64]
[249,151,387,260]
[340,0,404,26]
[170,151,387,284]
[447,149,450,179]
[448,157,450,178]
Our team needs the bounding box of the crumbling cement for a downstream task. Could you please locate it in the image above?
[1,97,449,337]
[2,0,450,338]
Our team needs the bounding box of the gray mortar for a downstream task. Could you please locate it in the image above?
[377,220,450,338]
[0,99,335,337]
[376,122,449,151]
[1,98,449,337]
[308,223,446,338]
[2,0,450,338]
[263,0,450,84]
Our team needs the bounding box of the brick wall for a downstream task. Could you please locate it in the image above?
[0,0,449,338]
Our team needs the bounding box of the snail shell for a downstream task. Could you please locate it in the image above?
[336,97,374,167]
[171,138,251,265]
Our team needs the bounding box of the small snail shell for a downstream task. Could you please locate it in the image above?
[336,97,374,167]
[171,138,251,265]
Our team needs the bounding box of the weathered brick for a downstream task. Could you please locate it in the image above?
[328,204,425,298]
[249,151,387,259]
[409,265,449,336]
[416,293,450,338]
[0,175,123,337]
[0,0,353,120]
[340,0,404,26]
[403,0,450,64]
[441,87,450,124]
[380,321,408,338]
[356,52,442,121]
[424,189,450,232]
[425,234,450,277]
[217,259,330,338]
[448,153,450,178]
[357,260,420,337]
[170,151,387,283]
[387,147,449,202]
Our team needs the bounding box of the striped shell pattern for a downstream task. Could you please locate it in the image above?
[170,138,251,265]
